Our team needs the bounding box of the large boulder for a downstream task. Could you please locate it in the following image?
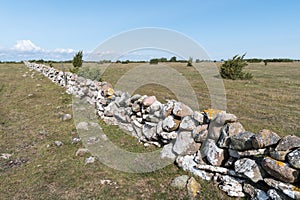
[234,158,263,183]
[229,131,255,151]
[261,157,299,183]
[252,129,281,149]
[200,139,224,166]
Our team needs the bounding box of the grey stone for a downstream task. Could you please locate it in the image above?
[173,131,196,155]
[142,123,157,140]
[160,142,177,160]
[192,125,208,143]
[252,129,281,149]
[104,102,118,117]
[264,178,300,199]
[54,141,63,147]
[85,156,96,165]
[179,116,198,131]
[142,96,156,107]
[114,108,127,123]
[162,115,180,132]
[130,94,142,103]
[234,158,263,182]
[161,100,175,117]
[131,101,141,113]
[243,183,269,200]
[287,149,300,169]
[230,131,255,150]
[207,112,237,141]
[270,149,289,161]
[172,102,193,118]
[267,189,292,200]
[276,135,300,151]
[170,175,189,189]
[193,111,204,124]
[159,131,177,141]
[218,175,245,197]
[75,148,89,157]
[176,155,213,181]
[200,139,224,166]
[261,157,299,183]
[187,177,201,199]
[61,113,72,121]
[218,122,245,148]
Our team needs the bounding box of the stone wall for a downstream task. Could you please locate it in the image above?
[24,61,300,200]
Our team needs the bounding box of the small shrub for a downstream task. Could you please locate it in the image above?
[187,57,193,67]
[150,58,158,64]
[71,51,83,74]
[77,67,102,82]
[220,54,253,80]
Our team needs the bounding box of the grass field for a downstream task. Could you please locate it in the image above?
[0,61,299,199]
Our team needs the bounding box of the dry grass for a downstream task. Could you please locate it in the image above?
[0,63,234,199]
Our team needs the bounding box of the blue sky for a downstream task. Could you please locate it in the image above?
[0,0,299,61]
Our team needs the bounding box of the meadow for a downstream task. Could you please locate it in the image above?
[0,61,299,199]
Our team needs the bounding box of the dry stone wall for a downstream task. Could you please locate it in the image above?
[24,61,300,200]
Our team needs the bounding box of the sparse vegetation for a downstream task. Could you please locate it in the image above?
[77,67,102,81]
[71,50,83,74]
[220,54,253,80]
[0,61,299,199]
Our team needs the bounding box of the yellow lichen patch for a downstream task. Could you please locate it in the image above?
[203,109,222,120]
[275,160,286,167]
[107,88,114,96]
[292,186,300,192]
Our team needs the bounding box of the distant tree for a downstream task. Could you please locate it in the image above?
[220,54,253,80]
[195,59,200,63]
[70,51,83,74]
[150,58,159,64]
[264,60,268,66]
[169,56,177,62]
[187,57,193,66]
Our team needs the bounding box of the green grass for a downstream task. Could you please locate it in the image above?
[0,63,234,199]
[0,61,298,199]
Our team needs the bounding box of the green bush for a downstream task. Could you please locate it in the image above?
[220,54,253,80]
[187,57,193,67]
[71,51,83,74]
[77,67,102,82]
[150,58,158,64]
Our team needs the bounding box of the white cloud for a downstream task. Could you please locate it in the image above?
[13,40,43,52]
[0,40,78,61]
[54,48,75,54]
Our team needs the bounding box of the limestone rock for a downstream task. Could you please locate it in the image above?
[176,155,213,181]
[218,175,245,197]
[267,189,293,200]
[172,102,193,118]
[54,141,63,147]
[187,177,201,199]
[193,111,204,124]
[200,139,224,166]
[131,101,141,113]
[162,115,180,132]
[170,175,189,189]
[161,100,175,117]
[270,149,289,161]
[287,149,300,169]
[276,135,300,151]
[252,129,281,149]
[264,178,300,199]
[76,148,89,157]
[61,113,72,121]
[179,116,198,131]
[234,158,263,182]
[243,183,269,200]
[229,131,255,150]
[160,142,177,160]
[207,112,237,141]
[142,96,156,107]
[173,131,196,155]
[261,157,299,183]
[85,156,96,165]
[142,123,157,140]
[192,125,208,143]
